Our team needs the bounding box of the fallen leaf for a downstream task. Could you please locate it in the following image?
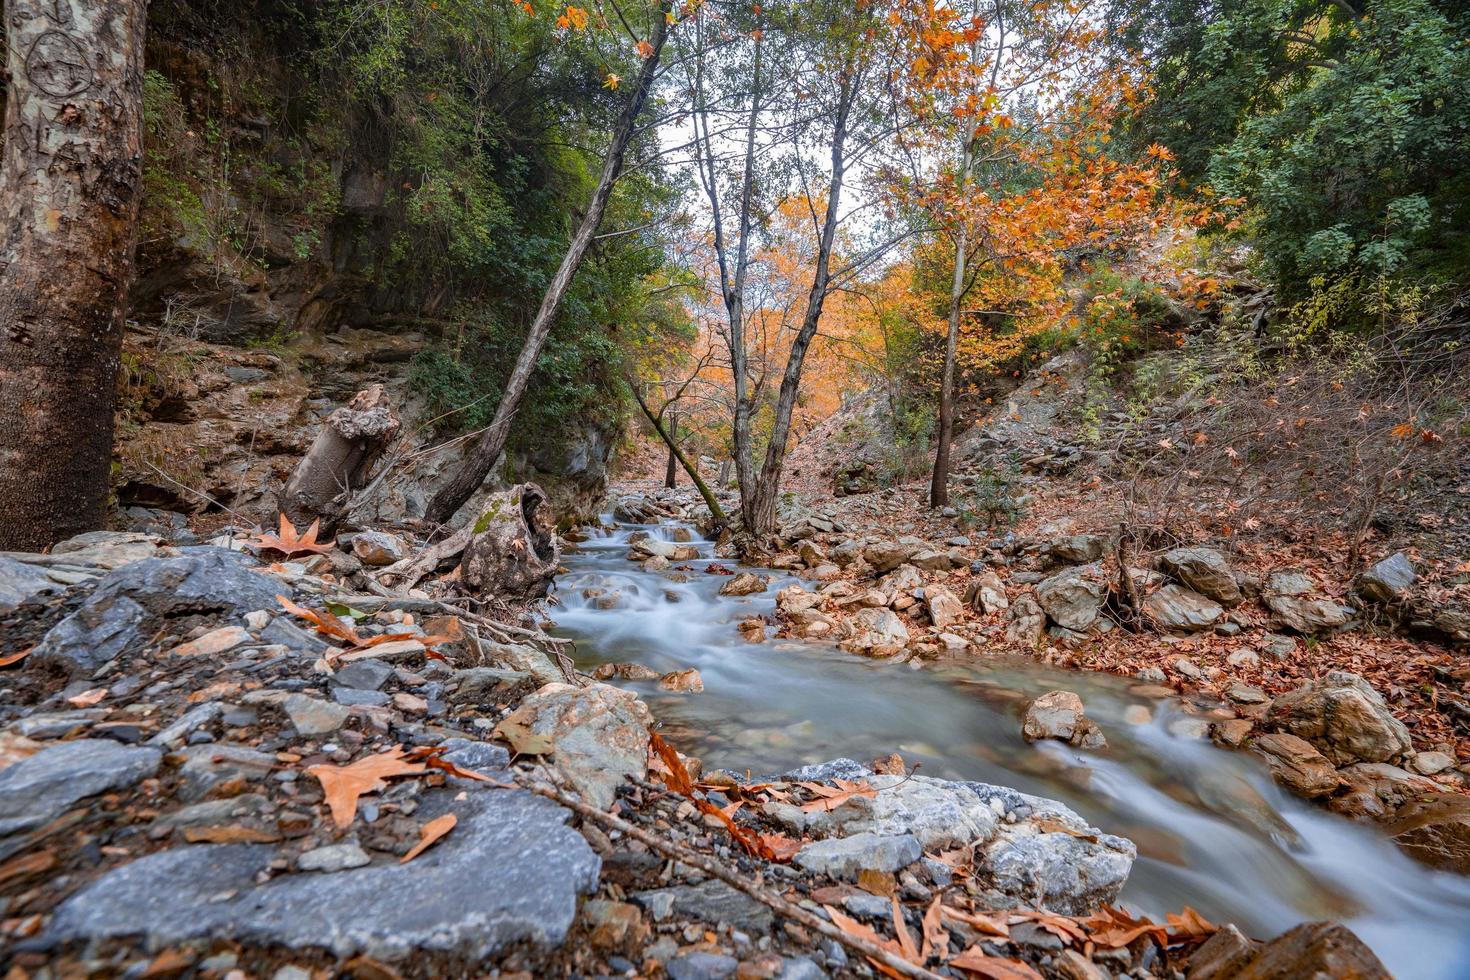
[940,906,1009,938]
[950,948,1044,979]
[892,896,920,964]
[823,904,907,980]
[798,778,877,812]
[67,688,107,707]
[757,832,805,862]
[308,746,429,828]
[857,868,897,898]
[0,849,56,887]
[493,712,555,757]
[278,594,361,646]
[401,813,457,863]
[921,895,949,963]
[183,825,282,844]
[1032,816,1099,843]
[141,948,195,978]
[405,745,494,782]
[247,514,335,558]
[0,647,33,667]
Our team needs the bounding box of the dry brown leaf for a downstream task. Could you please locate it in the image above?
[308,746,428,828]
[757,832,805,862]
[278,594,361,646]
[401,813,457,863]
[891,896,920,964]
[0,849,56,887]
[183,825,282,844]
[822,904,907,980]
[1032,816,1099,844]
[1010,909,1089,944]
[949,947,1044,979]
[921,895,949,963]
[940,906,1009,938]
[798,777,878,812]
[247,514,335,558]
[405,745,494,782]
[0,647,33,667]
[857,868,897,898]
[66,688,107,707]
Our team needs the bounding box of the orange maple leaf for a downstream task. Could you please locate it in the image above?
[247,514,335,558]
[308,746,429,828]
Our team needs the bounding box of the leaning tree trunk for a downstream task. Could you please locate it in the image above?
[663,412,679,488]
[423,4,670,528]
[0,0,148,551]
[459,483,561,601]
[278,384,400,536]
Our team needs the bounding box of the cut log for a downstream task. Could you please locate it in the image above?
[278,385,400,536]
[460,484,560,601]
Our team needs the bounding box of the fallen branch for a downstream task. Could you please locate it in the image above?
[491,770,945,980]
[376,524,475,593]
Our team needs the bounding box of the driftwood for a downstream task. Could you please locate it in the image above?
[279,384,400,536]
[460,483,560,601]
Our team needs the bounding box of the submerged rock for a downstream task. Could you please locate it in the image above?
[1022,691,1105,749]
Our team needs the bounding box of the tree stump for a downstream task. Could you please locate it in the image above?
[460,483,560,601]
[279,384,400,536]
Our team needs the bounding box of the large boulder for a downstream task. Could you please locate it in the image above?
[1049,534,1107,564]
[863,537,926,574]
[0,556,62,615]
[1231,922,1390,980]
[1263,571,1350,633]
[1266,672,1412,765]
[1383,793,1470,875]
[839,608,910,657]
[1158,547,1241,606]
[1354,552,1416,605]
[30,549,283,678]
[1251,734,1339,798]
[1035,565,1107,631]
[1143,584,1224,633]
[495,683,651,810]
[460,484,561,601]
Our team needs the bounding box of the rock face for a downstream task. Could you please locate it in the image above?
[31,550,282,678]
[1022,691,1105,749]
[1384,793,1470,875]
[1231,921,1391,980]
[1266,671,1412,765]
[1158,547,1241,606]
[0,740,162,859]
[773,761,1134,914]
[1251,734,1339,798]
[1143,584,1224,633]
[1354,552,1416,605]
[1262,571,1350,633]
[496,683,651,810]
[839,608,910,657]
[1035,566,1106,631]
[47,787,600,962]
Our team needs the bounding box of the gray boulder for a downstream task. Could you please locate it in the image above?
[794,832,922,879]
[1049,534,1107,564]
[1035,565,1107,631]
[1266,671,1412,765]
[47,786,599,961]
[1263,571,1350,633]
[0,556,62,614]
[1158,547,1241,606]
[1143,584,1224,633]
[0,740,161,858]
[1355,553,1416,605]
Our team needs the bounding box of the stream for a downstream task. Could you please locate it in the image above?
[549,518,1470,980]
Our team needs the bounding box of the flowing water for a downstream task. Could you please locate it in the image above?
[549,519,1470,980]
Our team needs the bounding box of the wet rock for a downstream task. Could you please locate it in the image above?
[1187,923,1259,980]
[1263,571,1349,633]
[297,842,372,872]
[659,669,704,693]
[1049,534,1107,564]
[720,572,768,597]
[1355,552,1416,606]
[496,683,651,810]
[925,585,964,630]
[1023,691,1105,748]
[634,880,774,934]
[839,608,910,657]
[1035,565,1107,631]
[0,740,161,857]
[591,662,662,681]
[1006,596,1046,648]
[351,531,408,567]
[794,832,922,879]
[1158,547,1241,606]
[31,550,285,678]
[1143,584,1224,633]
[1383,793,1470,874]
[1266,671,1411,765]
[1211,718,1254,748]
[1232,921,1390,979]
[1251,734,1339,798]
[964,571,1008,614]
[47,787,599,961]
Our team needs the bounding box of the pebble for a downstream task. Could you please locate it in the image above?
[295,842,371,873]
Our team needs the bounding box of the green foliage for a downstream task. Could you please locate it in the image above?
[951,465,1025,530]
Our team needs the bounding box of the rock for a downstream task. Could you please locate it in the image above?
[863,537,925,574]
[1158,547,1241,606]
[582,899,648,953]
[148,702,225,749]
[1035,565,1107,631]
[333,688,390,707]
[1408,751,1456,775]
[1049,534,1106,564]
[281,694,350,735]
[351,531,408,567]
[925,586,964,630]
[659,669,704,693]
[174,743,280,802]
[777,585,821,615]
[1383,792,1470,874]
[1187,923,1259,980]
[1266,671,1412,765]
[332,659,395,692]
[1262,633,1297,659]
[1134,666,1167,683]
[720,572,767,597]
[495,683,651,810]
[964,571,1008,614]
[839,608,910,657]
[1263,571,1350,633]
[1022,691,1084,743]
[47,786,600,962]
[1355,552,1416,604]
[1143,584,1224,632]
[297,842,372,872]
[171,625,254,659]
[909,549,952,571]
[591,662,662,682]
[1232,922,1390,979]
[460,484,561,601]
[1227,682,1268,705]
[634,880,774,935]
[1006,596,1046,648]
[1211,718,1254,748]
[1226,649,1260,669]
[794,832,922,879]
[1251,734,1339,798]
[0,740,161,857]
[52,530,167,569]
[482,641,566,686]
[668,952,740,980]
[31,550,285,678]
[0,556,62,614]
[797,541,827,567]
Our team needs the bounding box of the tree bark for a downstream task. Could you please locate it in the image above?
[278,384,400,537]
[0,0,147,551]
[630,382,726,523]
[663,412,679,488]
[422,6,670,528]
[459,483,560,601]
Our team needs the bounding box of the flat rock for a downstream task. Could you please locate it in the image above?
[794,832,922,879]
[634,880,774,934]
[668,952,740,980]
[282,693,350,735]
[0,556,63,613]
[297,842,372,872]
[0,740,161,857]
[1384,792,1470,874]
[496,682,650,810]
[47,786,600,962]
[1263,571,1349,633]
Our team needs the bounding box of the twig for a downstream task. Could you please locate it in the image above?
[376,524,474,592]
[490,771,947,980]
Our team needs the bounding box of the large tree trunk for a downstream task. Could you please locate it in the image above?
[459,483,560,601]
[278,384,400,536]
[0,0,147,551]
[423,6,670,528]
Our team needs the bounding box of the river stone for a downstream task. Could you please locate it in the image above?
[351,531,408,567]
[1232,922,1390,980]
[794,832,922,879]
[281,694,350,735]
[1262,571,1349,633]
[0,556,62,614]
[909,549,953,571]
[1251,734,1339,798]
[497,682,651,810]
[839,608,910,657]
[1383,792,1470,874]
[1023,691,1083,742]
[1355,552,1416,605]
[0,739,161,857]
[1158,547,1241,606]
[880,563,923,596]
[297,842,371,872]
[482,640,565,686]
[1266,671,1411,765]
[1006,596,1046,648]
[1035,565,1107,631]
[1144,584,1224,633]
[719,572,767,597]
[633,880,774,934]
[47,786,599,961]
[1187,923,1260,980]
[175,743,280,802]
[925,585,964,630]
[31,550,285,678]
[668,952,740,980]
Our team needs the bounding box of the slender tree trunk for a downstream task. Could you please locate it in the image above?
[423,6,670,526]
[630,383,726,523]
[663,412,679,488]
[0,0,147,551]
